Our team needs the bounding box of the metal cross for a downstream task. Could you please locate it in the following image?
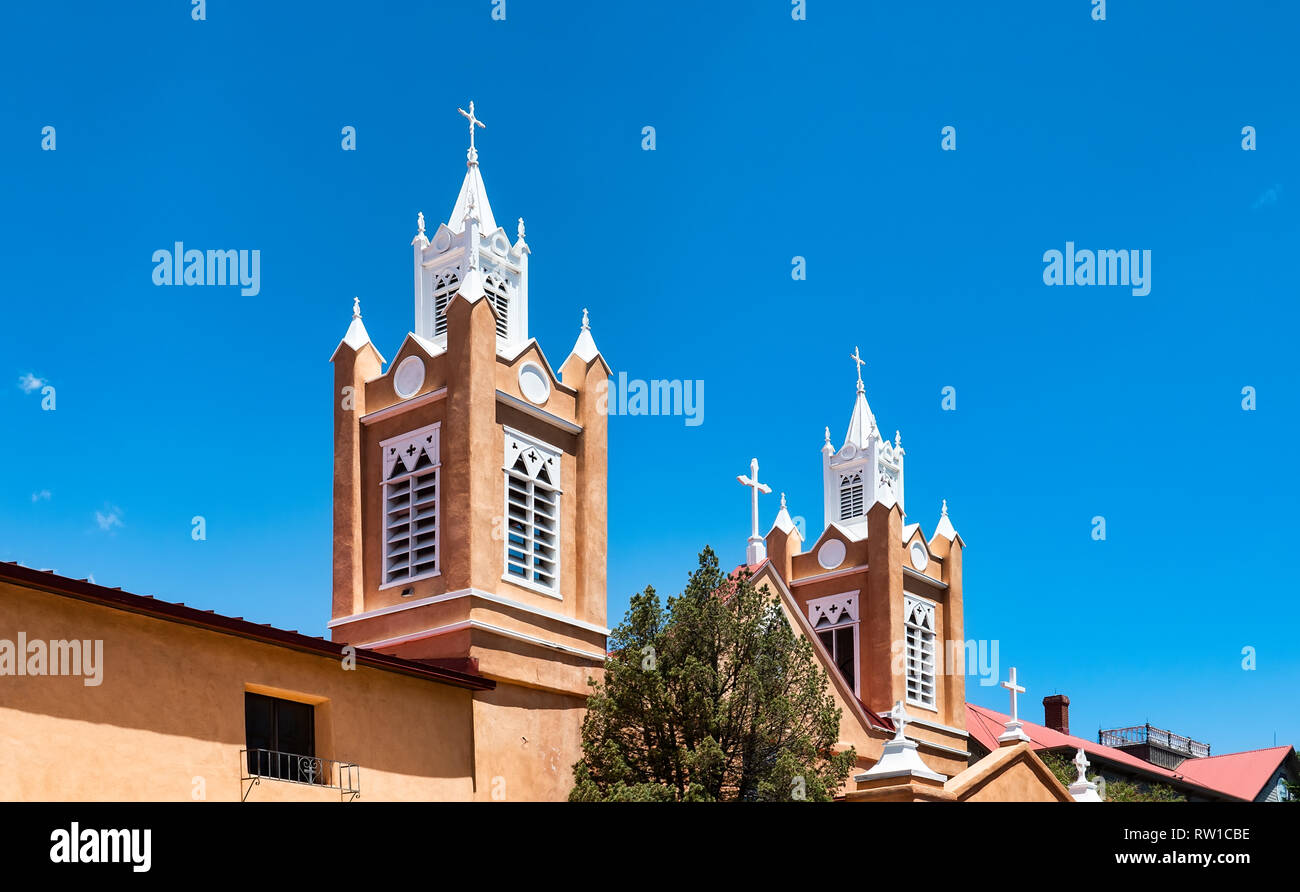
[1001,666,1026,722]
[849,346,866,390]
[458,101,486,152]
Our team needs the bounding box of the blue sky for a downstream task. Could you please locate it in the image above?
[1,2,1296,755]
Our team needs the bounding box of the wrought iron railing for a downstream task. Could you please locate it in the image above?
[241,748,360,801]
[1098,724,1210,758]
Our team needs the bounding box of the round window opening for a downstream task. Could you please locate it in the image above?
[518,362,551,406]
[393,356,426,399]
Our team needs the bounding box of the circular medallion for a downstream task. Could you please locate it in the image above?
[393,356,426,399]
[518,362,551,406]
[910,540,929,572]
[432,230,451,253]
[817,539,846,570]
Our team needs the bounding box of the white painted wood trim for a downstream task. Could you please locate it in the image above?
[357,619,607,662]
[360,387,449,425]
[495,390,583,435]
[327,587,609,636]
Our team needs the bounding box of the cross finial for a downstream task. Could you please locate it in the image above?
[886,700,912,742]
[1001,666,1026,721]
[458,100,486,164]
[1073,747,1091,784]
[352,296,361,319]
[737,458,772,565]
[849,346,866,393]
[581,308,590,331]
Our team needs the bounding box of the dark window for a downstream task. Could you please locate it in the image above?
[817,627,856,692]
[245,692,317,783]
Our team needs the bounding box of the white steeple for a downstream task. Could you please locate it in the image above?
[331,296,385,363]
[412,101,530,356]
[769,492,798,536]
[933,499,958,542]
[821,347,905,538]
[569,308,601,363]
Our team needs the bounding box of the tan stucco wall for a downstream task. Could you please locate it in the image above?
[0,581,476,801]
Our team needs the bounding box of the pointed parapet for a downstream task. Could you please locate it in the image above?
[765,493,803,581]
[560,308,613,387]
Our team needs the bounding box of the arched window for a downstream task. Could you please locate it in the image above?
[504,430,560,593]
[904,595,937,710]
[839,471,864,521]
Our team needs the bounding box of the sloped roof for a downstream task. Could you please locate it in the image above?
[1172,745,1294,801]
[965,703,1234,799]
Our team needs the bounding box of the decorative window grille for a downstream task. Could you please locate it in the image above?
[503,430,561,592]
[432,270,460,337]
[904,594,937,709]
[484,273,510,339]
[380,424,440,585]
[839,471,864,521]
[808,593,858,695]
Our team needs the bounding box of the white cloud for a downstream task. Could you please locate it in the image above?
[17,373,45,394]
[95,506,123,532]
[31,490,51,503]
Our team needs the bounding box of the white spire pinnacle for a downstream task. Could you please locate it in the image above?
[854,700,948,784]
[737,458,772,565]
[850,346,866,394]
[517,217,526,241]
[340,296,376,353]
[569,307,600,363]
[417,211,425,235]
[448,101,498,234]
[770,491,797,536]
[1069,747,1103,801]
[933,499,957,541]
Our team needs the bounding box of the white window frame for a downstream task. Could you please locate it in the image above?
[378,422,441,590]
[502,427,562,598]
[807,592,859,698]
[904,593,938,711]
[839,471,864,521]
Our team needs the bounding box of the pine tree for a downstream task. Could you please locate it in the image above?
[570,547,855,801]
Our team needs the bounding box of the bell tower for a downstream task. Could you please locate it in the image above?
[328,103,611,800]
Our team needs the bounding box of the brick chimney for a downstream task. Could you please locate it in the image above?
[1043,694,1070,734]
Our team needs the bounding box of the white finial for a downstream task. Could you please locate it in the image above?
[824,426,831,443]
[849,346,866,393]
[780,492,787,510]
[895,430,901,448]
[517,217,526,240]
[886,700,911,742]
[941,499,948,516]
[352,296,361,319]
[581,308,590,331]
[1073,748,1090,784]
[417,211,425,235]
[458,100,486,165]
[736,458,772,565]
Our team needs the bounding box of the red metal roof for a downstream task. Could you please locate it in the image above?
[965,703,1235,799]
[0,561,495,692]
[1170,745,1294,801]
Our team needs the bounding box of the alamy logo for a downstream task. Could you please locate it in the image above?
[0,633,104,686]
[152,242,261,296]
[597,372,704,427]
[50,823,151,872]
[1042,242,1151,296]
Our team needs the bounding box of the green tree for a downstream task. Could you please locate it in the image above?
[1039,751,1186,802]
[570,546,855,802]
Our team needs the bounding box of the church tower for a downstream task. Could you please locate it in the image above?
[327,103,611,800]
[754,349,970,781]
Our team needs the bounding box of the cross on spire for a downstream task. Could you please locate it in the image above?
[737,458,772,566]
[850,346,866,393]
[458,100,486,163]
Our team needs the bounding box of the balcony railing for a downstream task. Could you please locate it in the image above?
[1098,724,1211,759]
[241,748,360,801]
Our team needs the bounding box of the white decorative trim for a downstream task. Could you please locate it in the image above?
[496,390,582,435]
[503,427,562,594]
[791,563,867,587]
[807,591,859,626]
[360,387,448,425]
[327,586,609,635]
[393,355,426,399]
[903,566,947,590]
[357,619,607,662]
[517,361,551,406]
